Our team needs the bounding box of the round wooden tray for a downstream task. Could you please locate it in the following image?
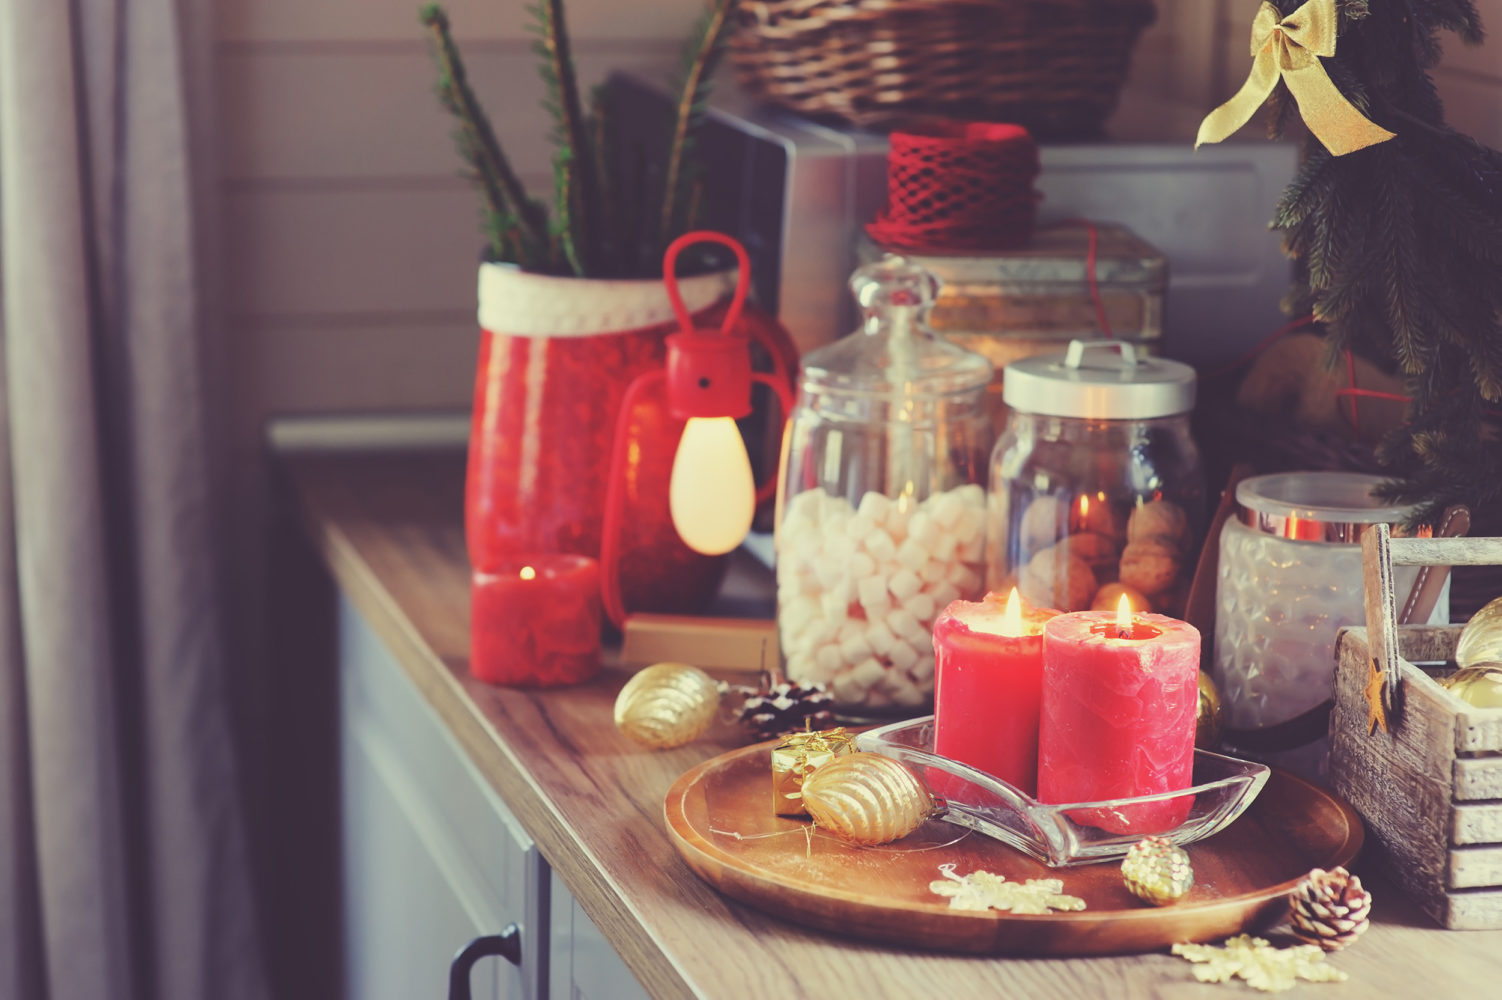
[663,743,1363,955]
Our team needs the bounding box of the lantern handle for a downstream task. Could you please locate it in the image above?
[663,231,751,338]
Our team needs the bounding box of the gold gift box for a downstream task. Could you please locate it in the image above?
[771,728,855,817]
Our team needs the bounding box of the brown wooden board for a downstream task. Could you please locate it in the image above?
[664,742,1362,956]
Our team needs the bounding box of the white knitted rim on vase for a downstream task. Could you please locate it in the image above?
[477,263,738,338]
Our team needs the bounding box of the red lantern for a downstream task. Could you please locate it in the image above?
[600,232,794,627]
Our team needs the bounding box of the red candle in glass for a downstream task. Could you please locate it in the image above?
[470,555,602,686]
[933,589,1057,795]
[1037,596,1200,834]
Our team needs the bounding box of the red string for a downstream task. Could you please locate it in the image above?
[1344,348,1360,428]
[866,121,1039,252]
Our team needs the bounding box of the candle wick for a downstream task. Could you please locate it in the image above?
[1117,625,1130,640]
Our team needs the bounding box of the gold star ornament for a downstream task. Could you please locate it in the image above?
[1364,657,1389,735]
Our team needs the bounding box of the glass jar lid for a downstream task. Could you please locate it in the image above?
[799,256,993,399]
[1002,339,1196,419]
[1235,472,1414,543]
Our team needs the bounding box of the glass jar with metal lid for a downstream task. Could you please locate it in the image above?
[985,339,1203,616]
[775,256,993,715]
[1213,472,1443,774]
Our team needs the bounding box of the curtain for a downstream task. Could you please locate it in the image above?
[0,1,269,998]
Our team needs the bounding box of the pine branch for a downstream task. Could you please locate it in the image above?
[421,5,547,264]
[530,1,599,275]
[659,0,738,247]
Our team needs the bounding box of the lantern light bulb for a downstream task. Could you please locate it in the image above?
[668,416,755,556]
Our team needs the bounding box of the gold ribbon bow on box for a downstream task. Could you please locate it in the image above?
[1196,0,1395,156]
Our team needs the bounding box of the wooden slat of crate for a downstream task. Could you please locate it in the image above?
[1454,757,1502,801]
[1330,625,1502,929]
[1451,846,1502,889]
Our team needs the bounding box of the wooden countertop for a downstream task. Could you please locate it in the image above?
[288,452,1502,999]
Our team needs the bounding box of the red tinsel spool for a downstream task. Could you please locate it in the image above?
[866,121,1040,253]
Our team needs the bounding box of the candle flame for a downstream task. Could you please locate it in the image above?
[1003,587,1023,637]
[519,565,537,581]
[1116,592,1132,638]
[1078,494,1090,520]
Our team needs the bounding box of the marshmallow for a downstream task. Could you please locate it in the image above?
[896,538,928,572]
[907,510,938,548]
[887,568,923,602]
[813,643,843,681]
[839,629,873,664]
[866,619,897,656]
[851,657,886,690]
[887,640,920,671]
[845,511,877,541]
[857,491,892,522]
[857,576,892,617]
[909,655,935,685]
[906,592,937,623]
[864,529,897,565]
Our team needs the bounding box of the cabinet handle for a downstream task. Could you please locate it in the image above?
[448,925,522,1000]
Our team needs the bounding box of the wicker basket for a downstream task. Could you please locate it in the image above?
[730,0,1158,135]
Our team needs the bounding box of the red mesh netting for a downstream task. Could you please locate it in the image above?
[866,121,1040,253]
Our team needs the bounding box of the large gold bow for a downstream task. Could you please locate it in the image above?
[1196,0,1395,156]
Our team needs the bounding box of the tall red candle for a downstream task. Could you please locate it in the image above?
[933,590,1058,795]
[1037,602,1200,834]
[471,554,602,686]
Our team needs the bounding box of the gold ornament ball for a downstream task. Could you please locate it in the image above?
[1196,671,1226,749]
[1121,835,1194,906]
[1440,665,1502,709]
[1456,597,1502,669]
[614,662,720,749]
[800,752,934,846]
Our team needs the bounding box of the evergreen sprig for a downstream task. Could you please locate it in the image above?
[420,2,739,278]
[420,4,549,265]
[1267,0,1502,522]
[658,0,738,253]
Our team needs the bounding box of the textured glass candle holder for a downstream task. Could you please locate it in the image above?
[857,716,1268,866]
[1213,473,1429,763]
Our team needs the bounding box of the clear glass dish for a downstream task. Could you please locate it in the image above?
[856,716,1270,866]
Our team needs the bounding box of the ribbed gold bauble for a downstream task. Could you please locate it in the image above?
[613,663,720,749]
[1196,671,1226,749]
[1456,597,1502,669]
[1440,665,1502,709]
[799,752,934,846]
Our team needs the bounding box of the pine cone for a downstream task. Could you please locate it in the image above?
[736,681,835,740]
[1289,867,1371,951]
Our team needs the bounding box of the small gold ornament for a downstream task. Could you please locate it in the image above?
[799,751,934,845]
[1197,671,1226,749]
[1455,596,1502,670]
[1172,934,1347,992]
[1288,866,1371,952]
[1440,665,1502,709]
[769,727,856,818]
[613,662,721,749]
[1121,835,1194,906]
[929,863,1086,915]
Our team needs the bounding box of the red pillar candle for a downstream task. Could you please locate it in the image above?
[470,555,603,686]
[1037,598,1200,834]
[933,589,1058,795]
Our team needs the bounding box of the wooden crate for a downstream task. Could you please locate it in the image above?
[1328,527,1502,929]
